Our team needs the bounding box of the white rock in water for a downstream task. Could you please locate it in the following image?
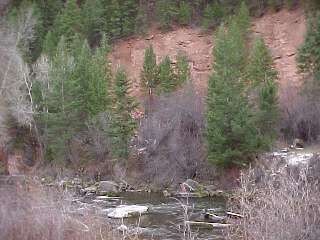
[107,205,149,218]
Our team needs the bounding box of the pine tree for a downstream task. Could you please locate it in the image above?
[81,0,104,45]
[247,37,277,86]
[256,79,278,146]
[297,15,320,82]
[48,0,83,52]
[111,67,136,158]
[235,1,250,36]
[206,22,260,167]
[155,0,177,30]
[109,0,122,38]
[121,0,138,36]
[135,2,148,35]
[177,1,192,25]
[247,37,278,147]
[43,30,57,57]
[157,56,175,93]
[86,35,112,116]
[140,45,158,95]
[45,37,84,161]
[201,2,225,29]
[175,51,189,85]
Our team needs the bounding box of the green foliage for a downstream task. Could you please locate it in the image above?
[86,35,112,116]
[157,56,175,93]
[256,79,278,145]
[10,1,44,63]
[234,1,250,36]
[135,3,148,35]
[44,37,84,161]
[175,51,189,85]
[155,0,177,30]
[111,67,136,158]
[247,37,278,146]
[297,15,320,82]
[120,0,138,36]
[50,0,82,51]
[201,2,225,29]
[177,1,192,25]
[206,21,260,167]
[35,36,111,162]
[81,0,104,45]
[140,45,158,94]
[247,37,277,85]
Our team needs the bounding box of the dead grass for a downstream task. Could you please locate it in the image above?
[227,160,320,240]
[0,177,114,240]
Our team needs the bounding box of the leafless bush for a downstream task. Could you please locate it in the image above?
[0,177,115,240]
[136,88,217,187]
[280,82,320,143]
[227,162,320,240]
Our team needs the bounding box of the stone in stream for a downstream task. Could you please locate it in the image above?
[107,205,149,218]
[177,179,209,197]
[98,180,119,195]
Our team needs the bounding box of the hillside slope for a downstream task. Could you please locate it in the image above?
[109,26,213,97]
[252,8,306,102]
[110,8,306,100]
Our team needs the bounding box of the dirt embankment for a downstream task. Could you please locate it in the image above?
[109,26,213,97]
[252,8,306,101]
[110,8,306,101]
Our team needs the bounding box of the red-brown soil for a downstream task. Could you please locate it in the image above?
[109,26,213,97]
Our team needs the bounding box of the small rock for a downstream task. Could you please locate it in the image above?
[145,35,154,40]
[83,186,97,194]
[163,190,171,197]
[117,224,128,232]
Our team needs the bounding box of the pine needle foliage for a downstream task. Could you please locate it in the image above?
[111,67,137,158]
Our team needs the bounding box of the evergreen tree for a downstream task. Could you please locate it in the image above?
[43,30,56,57]
[45,37,84,161]
[247,37,278,146]
[120,0,138,36]
[36,0,63,30]
[87,35,112,116]
[155,0,177,30]
[81,0,104,45]
[111,67,136,158]
[46,0,83,53]
[206,22,260,167]
[157,56,175,93]
[247,37,277,85]
[234,1,250,36]
[256,79,278,145]
[135,2,148,35]
[109,0,122,38]
[175,51,189,85]
[140,45,158,95]
[177,1,192,25]
[297,15,320,82]
[201,2,225,29]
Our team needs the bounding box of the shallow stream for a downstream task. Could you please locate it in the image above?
[80,192,226,240]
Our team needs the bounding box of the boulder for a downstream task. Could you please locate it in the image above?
[98,181,119,194]
[182,179,202,192]
[107,205,149,218]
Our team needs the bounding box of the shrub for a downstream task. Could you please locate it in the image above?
[136,87,217,187]
[227,162,320,240]
[0,179,112,240]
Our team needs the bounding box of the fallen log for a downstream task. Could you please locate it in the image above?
[185,221,231,228]
[226,211,244,219]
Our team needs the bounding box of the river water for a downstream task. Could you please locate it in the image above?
[80,192,226,240]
